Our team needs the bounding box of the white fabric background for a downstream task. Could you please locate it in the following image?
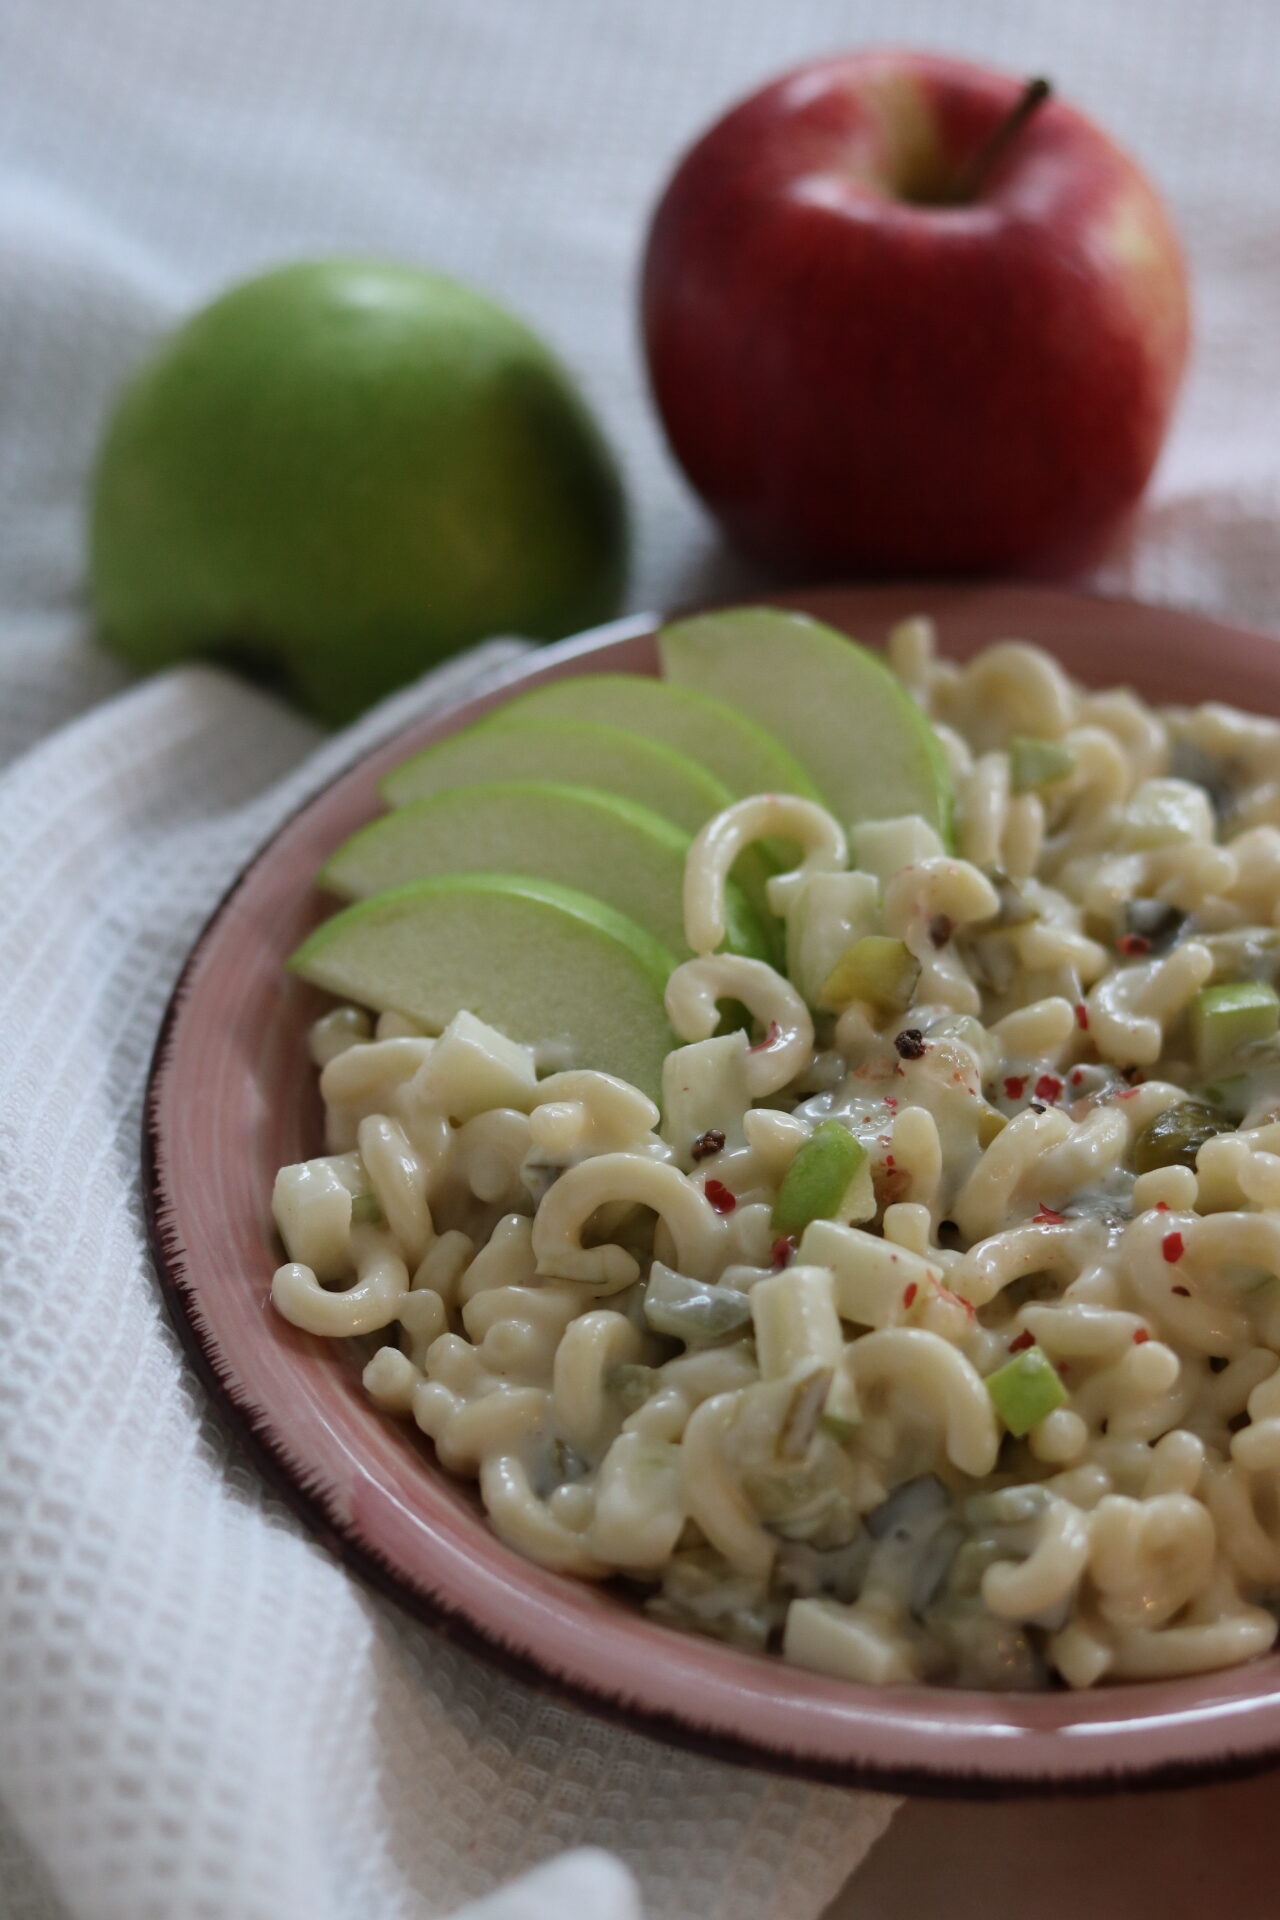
[1,2,1277,1917]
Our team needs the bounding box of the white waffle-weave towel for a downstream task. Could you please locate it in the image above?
[0,647,896,1920]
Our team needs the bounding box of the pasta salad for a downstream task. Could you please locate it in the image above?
[270,616,1280,1691]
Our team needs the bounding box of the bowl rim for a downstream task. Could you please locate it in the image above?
[144,582,1280,1798]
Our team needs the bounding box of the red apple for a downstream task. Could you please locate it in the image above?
[641,50,1190,577]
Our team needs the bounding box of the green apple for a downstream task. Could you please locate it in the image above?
[479,673,821,801]
[90,261,627,725]
[382,716,732,834]
[318,780,770,959]
[289,873,676,1098]
[659,606,952,838]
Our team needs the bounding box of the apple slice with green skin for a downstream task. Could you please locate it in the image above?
[478,673,822,802]
[659,607,953,839]
[288,873,677,1100]
[380,716,780,953]
[382,716,733,832]
[318,780,770,960]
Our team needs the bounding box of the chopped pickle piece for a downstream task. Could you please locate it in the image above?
[1133,1099,1233,1174]
[985,1346,1067,1437]
[1009,736,1075,794]
[349,1191,385,1226]
[643,1264,753,1343]
[771,1123,867,1237]
[819,935,921,1015]
[1190,981,1280,1076]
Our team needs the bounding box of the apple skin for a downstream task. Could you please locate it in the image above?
[641,50,1190,577]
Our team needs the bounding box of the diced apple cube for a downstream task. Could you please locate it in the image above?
[783,870,879,1006]
[799,1219,942,1328]
[413,1009,538,1120]
[849,814,946,883]
[1190,981,1280,1075]
[818,935,920,1014]
[784,1597,917,1684]
[272,1152,364,1279]
[661,1032,751,1166]
[751,1265,844,1380]
[1119,779,1215,849]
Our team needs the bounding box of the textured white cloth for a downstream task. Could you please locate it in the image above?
[1,2,1278,1918]
[0,651,896,1920]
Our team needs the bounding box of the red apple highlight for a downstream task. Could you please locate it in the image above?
[641,50,1190,577]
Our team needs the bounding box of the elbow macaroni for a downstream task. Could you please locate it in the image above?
[270,620,1280,1692]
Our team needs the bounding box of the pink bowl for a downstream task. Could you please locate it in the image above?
[145,583,1280,1794]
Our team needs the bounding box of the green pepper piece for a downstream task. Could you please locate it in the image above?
[985,1345,1067,1436]
[771,1122,866,1237]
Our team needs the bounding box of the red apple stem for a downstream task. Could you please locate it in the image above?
[951,76,1052,202]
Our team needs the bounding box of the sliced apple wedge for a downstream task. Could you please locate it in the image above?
[289,874,677,1099]
[381,716,732,836]
[318,780,770,959]
[659,607,952,838]
[380,715,781,953]
[479,673,822,801]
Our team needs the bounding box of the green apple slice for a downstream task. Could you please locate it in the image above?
[381,716,732,835]
[380,716,781,953]
[659,607,952,839]
[318,780,769,959]
[479,673,822,802]
[289,873,677,1099]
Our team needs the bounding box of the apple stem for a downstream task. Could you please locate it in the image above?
[951,76,1052,202]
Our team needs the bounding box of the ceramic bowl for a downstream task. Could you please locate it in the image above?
[145,582,1280,1794]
